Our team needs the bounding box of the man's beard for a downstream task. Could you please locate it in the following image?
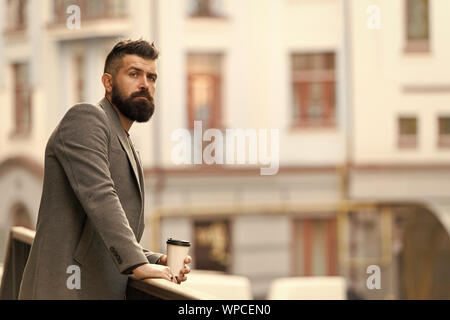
[111,82,155,123]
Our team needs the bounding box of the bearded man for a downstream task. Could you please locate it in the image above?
[19,39,191,299]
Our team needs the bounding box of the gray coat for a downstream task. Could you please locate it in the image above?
[19,97,162,299]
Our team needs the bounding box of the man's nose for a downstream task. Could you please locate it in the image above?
[138,76,150,90]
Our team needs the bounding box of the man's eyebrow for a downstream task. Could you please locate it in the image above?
[127,66,143,72]
[126,66,157,78]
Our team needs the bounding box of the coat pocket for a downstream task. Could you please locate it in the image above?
[73,220,95,266]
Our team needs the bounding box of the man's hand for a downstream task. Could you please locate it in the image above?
[132,263,178,283]
[158,255,192,284]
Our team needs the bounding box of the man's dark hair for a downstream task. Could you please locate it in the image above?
[104,39,159,75]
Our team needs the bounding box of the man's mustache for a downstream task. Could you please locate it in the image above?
[130,91,153,102]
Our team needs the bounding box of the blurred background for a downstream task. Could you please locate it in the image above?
[0,0,449,300]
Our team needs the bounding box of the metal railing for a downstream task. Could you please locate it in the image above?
[0,227,213,300]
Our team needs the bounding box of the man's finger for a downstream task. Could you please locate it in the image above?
[184,256,192,264]
[163,274,172,282]
[180,265,190,274]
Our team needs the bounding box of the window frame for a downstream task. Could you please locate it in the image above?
[291,52,337,129]
[5,0,27,33]
[437,116,450,149]
[404,0,431,53]
[292,217,338,277]
[52,0,127,24]
[11,62,32,138]
[187,73,222,131]
[398,116,418,149]
[186,53,223,131]
[187,0,225,18]
[192,218,232,273]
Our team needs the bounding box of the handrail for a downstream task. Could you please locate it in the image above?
[126,276,215,300]
[10,227,35,246]
[0,227,213,300]
[0,227,33,299]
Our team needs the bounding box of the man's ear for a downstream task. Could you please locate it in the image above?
[102,73,113,93]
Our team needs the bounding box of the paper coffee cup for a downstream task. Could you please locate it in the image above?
[166,238,191,278]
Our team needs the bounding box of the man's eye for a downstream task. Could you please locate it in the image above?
[130,73,137,77]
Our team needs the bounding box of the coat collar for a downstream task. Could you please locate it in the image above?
[97,97,144,200]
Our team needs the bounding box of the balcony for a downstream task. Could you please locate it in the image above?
[47,0,129,41]
[53,0,127,23]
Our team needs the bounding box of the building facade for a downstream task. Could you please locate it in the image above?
[0,0,448,299]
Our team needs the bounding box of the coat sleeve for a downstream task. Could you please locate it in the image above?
[143,248,164,264]
[52,103,148,274]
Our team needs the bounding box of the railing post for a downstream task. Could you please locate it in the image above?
[0,227,34,300]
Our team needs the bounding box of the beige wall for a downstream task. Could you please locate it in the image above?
[156,0,345,168]
[351,0,450,164]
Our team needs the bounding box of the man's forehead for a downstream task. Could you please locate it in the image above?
[122,54,157,71]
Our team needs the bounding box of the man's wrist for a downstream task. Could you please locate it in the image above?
[127,262,148,275]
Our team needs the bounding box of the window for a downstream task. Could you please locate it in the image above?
[187,53,222,131]
[293,218,338,276]
[6,0,27,31]
[53,0,127,23]
[193,219,231,272]
[188,0,224,17]
[405,0,430,52]
[11,63,32,137]
[398,117,418,149]
[291,53,336,127]
[438,117,450,148]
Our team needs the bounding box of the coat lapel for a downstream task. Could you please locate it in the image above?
[133,149,145,203]
[130,143,146,206]
[98,97,143,202]
[132,147,147,236]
